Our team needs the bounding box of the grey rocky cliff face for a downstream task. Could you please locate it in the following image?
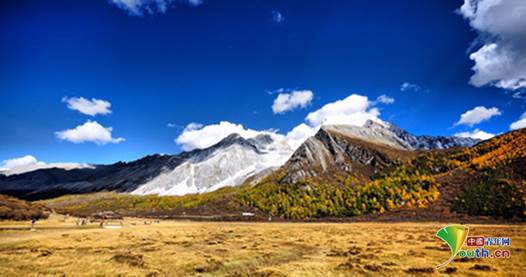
[247,134,274,150]
[329,120,480,151]
[282,127,395,184]
[280,120,480,184]
[382,120,479,150]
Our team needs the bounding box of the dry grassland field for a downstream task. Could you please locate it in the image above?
[0,215,524,277]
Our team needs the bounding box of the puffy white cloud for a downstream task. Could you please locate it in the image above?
[109,0,202,16]
[175,121,276,151]
[184,122,204,131]
[176,93,383,151]
[272,10,285,23]
[284,94,381,147]
[0,156,94,176]
[0,155,45,170]
[510,112,526,130]
[455,106,501,126]
[400,82,421,92]
[459,0,526,90]
[62,97,111,116]
[512,90,526,100]
[285,123,318,149]
[175,120,317,152]
[306,94,381,127]
[376,94,395,104]
[455,129,495,140]
[272,90,314,114]
[55,120,125,145]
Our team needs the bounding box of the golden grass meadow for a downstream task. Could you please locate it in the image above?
[0,214,524,276]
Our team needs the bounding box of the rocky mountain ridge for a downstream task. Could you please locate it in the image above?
[0,133,292,199]
[0,120,479,200]
[281,120,479,183]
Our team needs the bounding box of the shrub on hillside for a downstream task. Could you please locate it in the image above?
[0,194,48,220]
[453,178,525,219]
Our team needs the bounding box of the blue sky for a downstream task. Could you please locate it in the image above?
[1,0,525,165]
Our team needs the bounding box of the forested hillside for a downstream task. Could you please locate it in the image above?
[41,129,526,221]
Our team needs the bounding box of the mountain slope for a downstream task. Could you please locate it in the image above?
[131,134,291,195]
[281,120,479,184]
[0,154,183,200]
[327,120,478,150]
[424,128,526,218]
[0,194,48,220]
[0,120,480,201]
[0,133,292,200]
[238,128,526,220]
[282,127,415,184]
[39,128,525,221]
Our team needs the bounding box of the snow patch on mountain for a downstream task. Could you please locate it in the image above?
[132,134,292,196]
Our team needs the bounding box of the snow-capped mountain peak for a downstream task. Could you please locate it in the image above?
[131,132,293,196]
[324,119,480,150]
[0,120,481,199]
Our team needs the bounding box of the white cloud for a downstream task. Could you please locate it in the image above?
[512,90,526,100]
[285,123,318,149]
[175,121,276,151]
[510,112,526,130]
[459,0,526,90]
[272,10,285,23]
[0,156,94,176]
[55,120,125,145]
[306,94,381,127]
[0,155,45,170]
[400,82,421,92]
[272,90,314,114]
[184,122,204,131]
[175,120,317,152]
[287,93,384,147]
[455,106,501,126]
[167,122,188,128]
[62,97,111,116]
[455,129,495,140]
[176,93,383,151]
[110,0,202,16]
[376,94,395,104]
